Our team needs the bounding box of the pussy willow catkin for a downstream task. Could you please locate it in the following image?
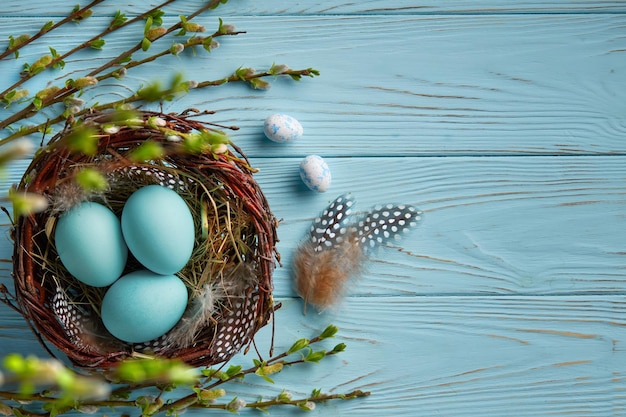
[293,194,421,312]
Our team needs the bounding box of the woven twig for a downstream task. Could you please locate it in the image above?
[12,110,278,369]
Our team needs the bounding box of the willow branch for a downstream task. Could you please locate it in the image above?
[0,0,179,99]
[0,0,106,61]
[85,0,228,78]
[0,0,230,132]
[0,65,317,146]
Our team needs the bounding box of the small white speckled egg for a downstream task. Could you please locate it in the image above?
[263,114,303,143]
[299,155,331,192]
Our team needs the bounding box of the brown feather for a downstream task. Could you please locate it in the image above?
[293,232,363,312]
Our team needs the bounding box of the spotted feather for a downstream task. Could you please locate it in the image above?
[52,285,89,349]
[294,194,422,312]
[355,204,422,251]
[308,194,355,252]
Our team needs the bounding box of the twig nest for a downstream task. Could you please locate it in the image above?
[12,110,278,369]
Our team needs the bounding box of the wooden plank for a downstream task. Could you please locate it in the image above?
[1,155,624,298]
[253,155,626,298]
[1,296,625,416]
[1,15,625,156]
[2,0,626,16]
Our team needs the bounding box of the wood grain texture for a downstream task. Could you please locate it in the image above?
[2,1,626,16]
[0,1,624,416]
[1,154,624,296]
[0,14,624,156]
[2,297,625,416]
[250,155,626,298]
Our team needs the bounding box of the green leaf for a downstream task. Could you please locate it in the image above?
[41,20,54,32]
[7,34,30,58]
[48,48,65,69]
[201,368,223,379]
[129,140,164,162]
[61,126,99,155]
[110,10,128,29]
[114,358,197,384]
[304,349,326,363]
[3,353,27,373]
[42,402,72,417]
[298,401,315,411]
[148,9,165,26]
[255,369,274,384]
[319,324,338,339]
[136,80,162,102]
[144,17,153,34]
[72,5,93,22]
[141,37,151,52]
[331,342,347,353]
[202,36,214,53]
[225,365,243,378]
[276,391,293,403]
[89,38,106,50]
[75,167,109,192]
[116,53,132,64]
[31,97,43,110]
[288,338,310,354]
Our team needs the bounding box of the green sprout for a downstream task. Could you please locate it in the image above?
[0,326,370,416]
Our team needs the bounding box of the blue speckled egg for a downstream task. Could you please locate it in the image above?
[55,202,128,287]
[101,270,188,343]
[300,155,331,192]
[121,185,195,275]
[263,114,303,143]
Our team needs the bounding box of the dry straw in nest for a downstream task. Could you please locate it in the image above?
[12,109,278,369]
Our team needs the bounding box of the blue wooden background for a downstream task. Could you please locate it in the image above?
[1,1,625,415]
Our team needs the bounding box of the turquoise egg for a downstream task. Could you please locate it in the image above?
[121,185,195,275]
[101,269,188,343]
[54,202,128,287]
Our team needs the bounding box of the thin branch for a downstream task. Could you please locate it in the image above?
[0,67,318,146]
[85,0,228,78]
[0,0,106,61]
[0,0,179,99]
[0,0,233,132]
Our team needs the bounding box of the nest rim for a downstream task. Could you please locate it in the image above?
[12,109,278,369]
